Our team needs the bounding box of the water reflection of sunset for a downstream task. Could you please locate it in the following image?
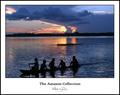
[6,37,68,63]
[9,37,67,45]
[57,38,67,44]
[6,37,78,64]
[71,38,77,44]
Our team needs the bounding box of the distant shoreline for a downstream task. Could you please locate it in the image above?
[6,32,114,37]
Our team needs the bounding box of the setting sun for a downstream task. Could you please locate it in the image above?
[59,26,67,33]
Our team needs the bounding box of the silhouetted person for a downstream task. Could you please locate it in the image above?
[59,60,66,70]
[40,60,47,71]
[29,58,39,72]
[29,58,39,78]
[70,56,79,68]
[70,56,79,76]
[58,60,66,76]
[49,58,56,70]
[40,59,47,78]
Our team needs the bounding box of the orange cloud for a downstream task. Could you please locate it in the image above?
[35,26,67,33]
[6,27,30,33]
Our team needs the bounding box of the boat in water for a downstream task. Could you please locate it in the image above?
[57,43,81,46]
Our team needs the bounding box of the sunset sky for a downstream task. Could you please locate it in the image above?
[6,5,114,34]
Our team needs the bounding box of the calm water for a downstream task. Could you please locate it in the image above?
[6,37,114,78]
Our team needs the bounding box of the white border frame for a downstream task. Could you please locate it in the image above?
[1,1,119,94]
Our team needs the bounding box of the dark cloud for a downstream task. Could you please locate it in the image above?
[6,6,92,24]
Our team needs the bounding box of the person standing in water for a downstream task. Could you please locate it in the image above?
[40,59,47,78]
[49,58,56,70]
[58,59,66,70]
[48,58,56,77]
[58,59,66,76]
[40,59,47,71]
[70,56,80,76]
[70,56,79,68]
[29,58,39,71]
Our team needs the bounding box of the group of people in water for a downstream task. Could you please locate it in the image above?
[29,56,79,72]
[25,56,79,78]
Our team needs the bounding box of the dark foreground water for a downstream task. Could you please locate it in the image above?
[6,37,114,78]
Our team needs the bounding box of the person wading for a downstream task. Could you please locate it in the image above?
[70,56,80,76]
[58,59,66,70]
[40,59,47,78]
[29,58,39,71]
[70,56,79,68]
[49,58,56,70]
[58,59,66,76]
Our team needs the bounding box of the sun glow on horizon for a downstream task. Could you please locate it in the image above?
[60,26,67,33]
